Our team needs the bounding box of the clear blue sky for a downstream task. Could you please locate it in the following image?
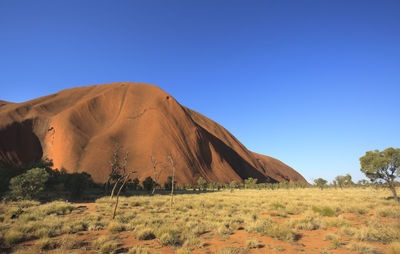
[1,0,399,183]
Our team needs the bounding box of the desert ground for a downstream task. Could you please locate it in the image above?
[1,187,399,254]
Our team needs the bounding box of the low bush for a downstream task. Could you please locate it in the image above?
[135,228,155,240]
[107,221,125,233]
[9,168,49,200]
[287,211,325,230]
[128,245,152,254]
[246,238,261,249]
[312,206,336,217]
[346,242,383,254]
[91,236,118,254]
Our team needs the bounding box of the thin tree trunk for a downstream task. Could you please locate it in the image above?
[168,155,175,212]
[110,177,122,200]
[388,181,399,202]
[151,156,158,195]
[112,175,129,219]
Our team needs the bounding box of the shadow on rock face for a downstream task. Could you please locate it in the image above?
[0,119,43,166]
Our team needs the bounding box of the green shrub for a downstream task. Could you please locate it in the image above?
[9,168,49,200]
[312,206,336,217]
[142,176,154,191]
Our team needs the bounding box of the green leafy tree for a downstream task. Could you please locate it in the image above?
[197,177,207,191]
[208,181,218,190]
[343,174,354,187]
[64,172,93,200]
[9,168,49,200]
[229,180,239,190]
[127,177,140,190]
[360,148,400,202]
[314,178,328,190]
[244,177,258,189]
[142,176,154,192]
[334,176,345,189]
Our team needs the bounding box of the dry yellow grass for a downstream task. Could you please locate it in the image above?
[0,187,398,253]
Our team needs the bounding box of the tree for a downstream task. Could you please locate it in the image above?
[334,176,345,189]
[106,144,124,194]
[127,177,140,190]
[314,178,327,190]
[142,176,155,192]
[64,172,93,200]
[197,177,207,191]
[244,178,258,189]
[151,156,164,195]
[167,153,176,211]
[360,148,400,202]
[229,181,239,190]
[9,168,49,200]
[343,174,354,187]
[208,181,218,191]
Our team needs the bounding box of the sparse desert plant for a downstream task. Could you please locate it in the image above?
[324,233,341,248]
[183,235,204,248]
[156,227,182,246]
[91,236,118,254]
[325,215,349,228]
[107,221,125,233]
[176,248,192,254]
[377,206,400,218]
[135,228,156,240]
[35,236,58,250]
[218,247,247,254]
[128,245,152,254]
[247,218,296,241]
[59,234,84,249]
[349,220,400,244]
[4,229,24,247]
[215,223,233,236]
[312,206,336,217]
[347,242,383,254]
[246,238,261,249]
[288,211,324,230]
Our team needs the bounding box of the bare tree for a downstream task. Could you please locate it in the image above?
[167,153,176,212]
[105,144,137,219]
[105,144,122,194]
[151,156,164,195]
[110,151,129,199]
[112,170,135,219]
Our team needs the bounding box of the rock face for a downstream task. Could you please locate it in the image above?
[0,83,307,184]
